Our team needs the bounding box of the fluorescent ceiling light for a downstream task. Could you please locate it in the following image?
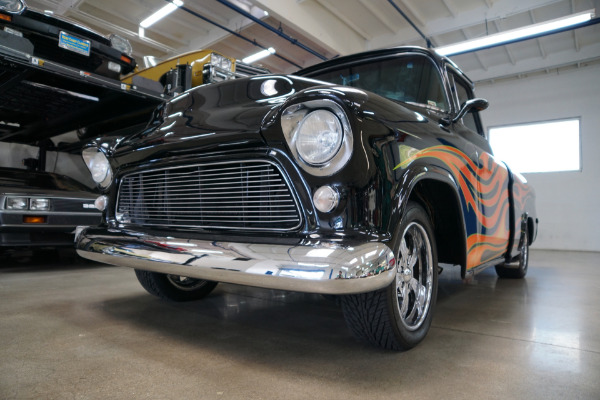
[436,9,595,56]
[140,0,184,29]
[243,47,276,64]
[143,55,158,68]
[138,26,145,38]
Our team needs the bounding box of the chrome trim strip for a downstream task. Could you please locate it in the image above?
[0,210,101,216]
[76,227,397,295]
[1,224,88,228]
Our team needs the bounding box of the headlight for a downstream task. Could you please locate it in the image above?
[82,147,112,188]
[107,61,121,73]
[109,34,133,56]
[6,197,28,210]
[281,99,353,176]
[30,198,50,211]
[210,53,233,72]
[0,0,26,14]
[296,110,343,165]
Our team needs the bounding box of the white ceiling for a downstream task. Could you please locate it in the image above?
[25,0,600,83]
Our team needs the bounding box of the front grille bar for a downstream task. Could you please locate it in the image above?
[116,160,302,231]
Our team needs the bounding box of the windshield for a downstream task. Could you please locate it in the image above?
[305,54,449,111]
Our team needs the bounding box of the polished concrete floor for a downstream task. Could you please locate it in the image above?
[0,249,598,399]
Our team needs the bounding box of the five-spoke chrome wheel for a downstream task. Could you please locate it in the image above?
[395,222,434,331]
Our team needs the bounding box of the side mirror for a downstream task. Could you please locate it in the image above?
[452,98,488,124]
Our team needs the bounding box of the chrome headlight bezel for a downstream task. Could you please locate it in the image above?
[281,99,353,176]
[0,0,26,14]
[82,147,112,188]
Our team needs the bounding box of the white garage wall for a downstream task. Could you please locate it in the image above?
[0,142,39,168]
[476,63,600,251]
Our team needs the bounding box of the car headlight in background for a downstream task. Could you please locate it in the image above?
[82,147,112,188]
[281,99,353,176]
[30,198,50,211]
[107,62,122,74]
[6,197,28,210]
[210,53,233,72]
[109,34,133,56]
[0,0,26,14]
[5,197,51,211]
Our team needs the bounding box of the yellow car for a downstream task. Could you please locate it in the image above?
[122,50,236,95]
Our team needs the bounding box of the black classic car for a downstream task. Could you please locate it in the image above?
[0,0,136,79]
[75,46,538,350]
[0,167,101,248]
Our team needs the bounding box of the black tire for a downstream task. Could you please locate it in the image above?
[495,225,529,279]
[134,269,218,302]
[340,202,438,350]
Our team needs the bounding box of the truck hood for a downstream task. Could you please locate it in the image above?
[112,75,428,163]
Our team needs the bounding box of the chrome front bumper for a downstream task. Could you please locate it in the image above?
[75,227,397,295]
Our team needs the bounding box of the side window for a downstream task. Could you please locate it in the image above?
[306,55,449,111]
[451,74,480,133]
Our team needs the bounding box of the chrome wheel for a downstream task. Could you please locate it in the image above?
[519,235,529,273]
[135,269,218,301]
[495,224,530,279]
[167,275,210,291]
[396,222,434,331]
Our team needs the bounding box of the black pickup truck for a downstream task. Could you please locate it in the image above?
[75,46,538,350]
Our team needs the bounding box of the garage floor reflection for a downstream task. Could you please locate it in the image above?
[0,249,598,399]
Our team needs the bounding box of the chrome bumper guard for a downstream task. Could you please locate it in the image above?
[75,227,397,295]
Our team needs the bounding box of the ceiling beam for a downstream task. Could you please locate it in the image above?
[466,41,600,82]
[395,0,427,28]
[441,0,457,18]
[372,0,567,49]
[357,0,397,34]
[55,0,83,15]
[528,10,547,58]
[460,29,487,70]
[491,20,516,65]
[252,0,365,55]
[173,11,259,55]
[315,0,372,40]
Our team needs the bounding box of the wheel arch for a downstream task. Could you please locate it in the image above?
[396,165,468,275]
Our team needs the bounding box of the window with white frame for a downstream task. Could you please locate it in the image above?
[488,118,581,173]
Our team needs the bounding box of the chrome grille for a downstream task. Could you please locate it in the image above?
[116,160,301,230]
